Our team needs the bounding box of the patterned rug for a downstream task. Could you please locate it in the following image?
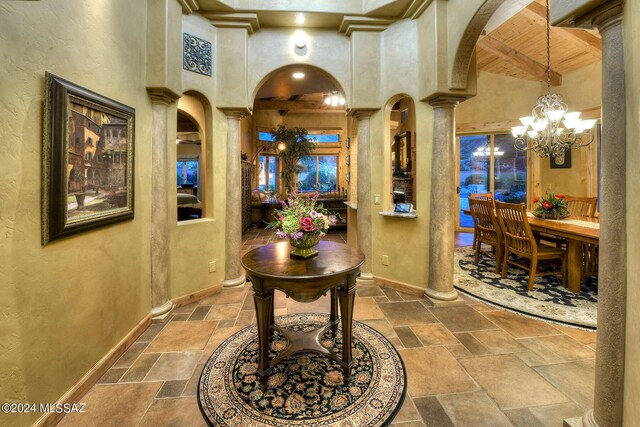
[454,246,597,329]
[198,313,406,426]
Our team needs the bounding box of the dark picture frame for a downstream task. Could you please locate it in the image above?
[42,73,135,244]
[393,131,411,176]
[549,148,572,169]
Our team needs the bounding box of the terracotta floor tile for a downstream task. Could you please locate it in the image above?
[383,289,405,302]
[182,363,205,397]
[399,347,477,397]
[356,285,386,297]
[395,326,423,348]
[470,329,528,354]
[120,353,161,382]
[205,303,242,321]
[437,391,513,427]
[173,302,200,314]
[393,396,421,423]
[235,310,255,326]
[412,396,455,427]
[454,333,491,355]
[201,287,246,305]
[97,368,127,384]
[528,402,585,425]
[146,321,216,352]
[459,354,569,410]
[534,360,595,410]
[156,379,188,398]
[503,408,546,427]
[513,349,553,367]
[188,305,212,320]
[286,294,331,314]
[144,351,200,382]
[138,397,208,427]
[390,421,426,427]
[199,326,243,363]
[397,291,422,301]
[378,301,438,326]
[481,310,559,338]
[353,297,386,320]
[411,324,459,346]
[430,306,497,333]
[113,342,148,368]
[360,319,397,338]
[553,325,597,345]
[171,313,190,321]
[136,324,167,343]
[57,382,161,427]
[273,290,288,309]
[445,344,473,359]
[529,335,596,362]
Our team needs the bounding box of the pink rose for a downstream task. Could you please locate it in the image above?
[300,217,316,232]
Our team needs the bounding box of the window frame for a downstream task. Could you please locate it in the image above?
[296,154,340,193]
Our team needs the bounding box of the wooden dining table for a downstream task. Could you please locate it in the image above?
[464,208,599,293]
[526,214,599,293]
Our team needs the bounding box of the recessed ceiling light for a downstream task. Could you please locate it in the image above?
[292,72,305,79]
[296,13,305,25]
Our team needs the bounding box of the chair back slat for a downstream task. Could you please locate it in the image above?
[565,196,598,217]
[495,201,536,256]
[469,198,501,242]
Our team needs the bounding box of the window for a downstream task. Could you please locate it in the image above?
[258,131,341,144]
[297,155,338,192]
[458,133,527,228]
[177,160,198,186]
[258,155,278,193]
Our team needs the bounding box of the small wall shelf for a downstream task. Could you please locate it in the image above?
[379,210,417,219]
[344,201,357,210]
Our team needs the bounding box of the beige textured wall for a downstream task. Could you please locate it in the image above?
[170,15,227,300]
[624,0,640,422]
[457,65,601,198]
[0,2,152,426]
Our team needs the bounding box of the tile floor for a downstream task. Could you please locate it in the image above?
[59,229,596,427]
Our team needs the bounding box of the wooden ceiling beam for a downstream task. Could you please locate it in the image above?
[478,35,562,86]
[522,2,602,59]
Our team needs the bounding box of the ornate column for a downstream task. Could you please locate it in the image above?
[424,96,467,305]
[354,110,375,285]
[221,110,247,287]
[576,3,625,426]
[148,88,180,319]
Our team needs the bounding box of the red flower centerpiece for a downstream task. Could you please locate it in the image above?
[532,192,569,219]
[268,192,336,258]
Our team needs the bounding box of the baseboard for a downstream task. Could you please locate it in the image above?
[373,275,426,297]
[33,313,152,427]
[172,283,222,308]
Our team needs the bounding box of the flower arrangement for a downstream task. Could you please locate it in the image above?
[269,192,336,241]
[532,192,569,219]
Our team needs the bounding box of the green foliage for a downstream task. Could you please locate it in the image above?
[271,124,317,193]
[532,192,569,219]
[464,173,487,186]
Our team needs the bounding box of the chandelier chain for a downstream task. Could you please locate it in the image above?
[546,0,551,94]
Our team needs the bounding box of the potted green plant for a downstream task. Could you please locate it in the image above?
[270,124,316,194]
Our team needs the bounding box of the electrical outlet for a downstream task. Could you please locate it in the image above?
[209,260,217,273]
[374,194,381,205]
[381,255,389,266]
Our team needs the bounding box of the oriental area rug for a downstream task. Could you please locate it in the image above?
[198,313,406,427]
[454,246,597,330]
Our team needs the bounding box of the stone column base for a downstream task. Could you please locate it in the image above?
[356,272,374,286]
[222,275,246,288]
[151,300,174,322]
[424,294,466,307]
[424,287,460,302]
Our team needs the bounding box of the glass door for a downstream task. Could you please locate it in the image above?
[456,134,527,231]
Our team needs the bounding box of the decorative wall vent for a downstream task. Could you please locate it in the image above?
[183,33,212,76]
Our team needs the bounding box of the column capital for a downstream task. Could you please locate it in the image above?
[147,87,181,105]
[552,0,622,33]
[348,108,378,120]
[220,108,252,119]
[426,93,470,108]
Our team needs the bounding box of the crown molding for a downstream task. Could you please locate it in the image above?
[203,13,260,33]
[177,0,199,14]
[339,16,392,36]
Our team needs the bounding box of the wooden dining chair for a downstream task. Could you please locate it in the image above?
[495,201,567,291]
[565,196,598,218]
[468,192,493,249]
[469,198,503,273]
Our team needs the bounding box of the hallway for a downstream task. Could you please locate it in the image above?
[58,232,596,426]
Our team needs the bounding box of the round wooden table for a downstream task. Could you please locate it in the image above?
[241,240,365,389]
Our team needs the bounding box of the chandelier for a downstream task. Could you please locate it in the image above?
[324,91,345,107]
[510,0,596,158]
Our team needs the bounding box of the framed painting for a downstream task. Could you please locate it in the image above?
[550,148,572,168]
[42,73,135,244]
